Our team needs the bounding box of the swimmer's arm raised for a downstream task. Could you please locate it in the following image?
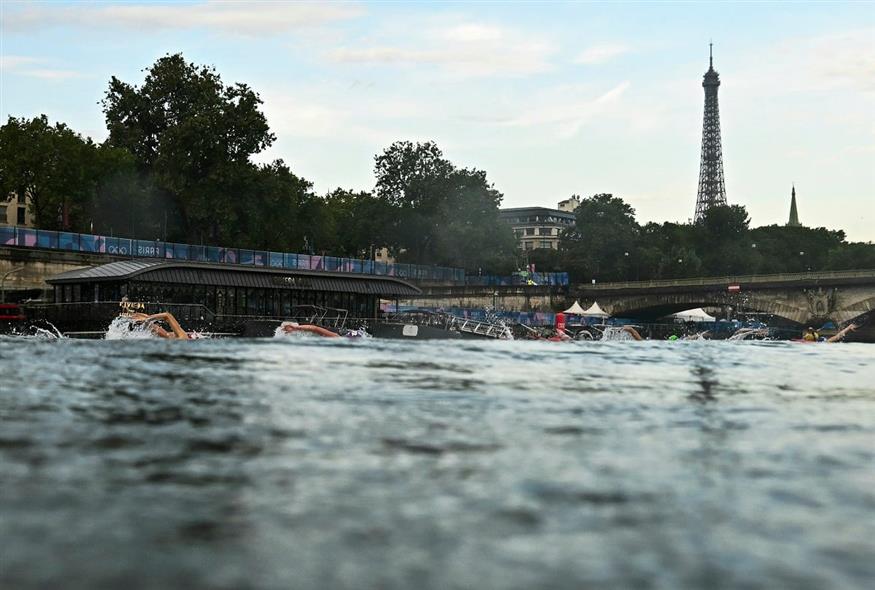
[827,323,858,343]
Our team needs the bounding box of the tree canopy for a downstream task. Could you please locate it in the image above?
[373,141,517,272]
[560,193,639,282]
[102,53,275,244]
[559,195,875,282]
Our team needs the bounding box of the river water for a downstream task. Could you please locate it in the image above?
[1,336,873,589]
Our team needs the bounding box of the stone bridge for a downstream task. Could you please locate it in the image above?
[403,269,875,328]
[575,270,875,326]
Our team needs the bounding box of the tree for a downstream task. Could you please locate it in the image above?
[204,159,314,251]
[88,145,174,239]
[696,204,756,275]
[374,141,454,210]
[372,141,516,271]
[560,193,639,282]
[432,167,517,272]
[322,189,397,258]
[0,115,104,230]
[102,53,275,243]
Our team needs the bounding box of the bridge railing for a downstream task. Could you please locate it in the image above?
[465,272,570,287]
[0,225,466,284]
[583,269,875,290]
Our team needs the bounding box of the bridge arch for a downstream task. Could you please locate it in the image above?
[601,292,809,324]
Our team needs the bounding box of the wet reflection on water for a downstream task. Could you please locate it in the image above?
[1,337,874,589]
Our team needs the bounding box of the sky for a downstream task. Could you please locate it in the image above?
[1,0,873,241]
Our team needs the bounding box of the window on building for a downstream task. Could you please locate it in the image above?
[0,205,7,221]
[17,206,26,225]
[525,228,535,236]
[539,240,552,249]
[538,227,553,235]
[524,241,534,250]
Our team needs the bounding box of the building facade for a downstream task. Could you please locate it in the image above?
[499,198,578,251]
[1,193,34,228]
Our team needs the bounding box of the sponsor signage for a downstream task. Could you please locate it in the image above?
[271,275,313,289]
[728,284,741,292]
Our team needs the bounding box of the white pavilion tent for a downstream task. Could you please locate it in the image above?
[671,308,716,322]
[581,302,610,318]
[563,301,587,315]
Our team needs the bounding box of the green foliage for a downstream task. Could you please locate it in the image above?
[560,193,639,282]
[0,115,104,230]
[321,189,397,258]
[560,197,875,281]
[102,53,275,243]
[373,141,517,272]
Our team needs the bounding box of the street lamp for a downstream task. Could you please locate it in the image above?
[799,251,809,272]
[1,267,24,303]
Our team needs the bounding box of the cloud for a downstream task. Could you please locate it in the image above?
[0,55,42,69]
[329,21,555,78]
[443,23,503,43]
[574,44,630,65]
[0,55,81,80]
[258,85,421,144]
[733,28,875,96]
[3,1,363,36]
[502,81,632,137]
[808,29,875,93]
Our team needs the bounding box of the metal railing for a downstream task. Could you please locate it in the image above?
[0,224,465,284]
[465,272,570,287]
[582,269,875,290]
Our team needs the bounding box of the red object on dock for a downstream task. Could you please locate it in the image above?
[0,304,26,321]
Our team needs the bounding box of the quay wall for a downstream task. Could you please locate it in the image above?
[401,286,568,312]
[0,247,120,300]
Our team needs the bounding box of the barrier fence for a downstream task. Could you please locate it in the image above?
[0,225,466,283]
[401,306,763,332]
[465,272,570,287]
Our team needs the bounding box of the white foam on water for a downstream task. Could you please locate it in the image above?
[600,327,636,341]
[104,316,159,340]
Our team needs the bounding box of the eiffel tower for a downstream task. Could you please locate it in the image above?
[694,43,727,222]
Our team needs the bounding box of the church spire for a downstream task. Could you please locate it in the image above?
[787,184,801,227]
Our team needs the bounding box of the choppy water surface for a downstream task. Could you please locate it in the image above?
[1,337,873,590]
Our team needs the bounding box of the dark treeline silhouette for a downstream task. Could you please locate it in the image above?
[530,193,874,282]
[1,54,871,279]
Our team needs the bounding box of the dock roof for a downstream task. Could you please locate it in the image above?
[47,260,422,297]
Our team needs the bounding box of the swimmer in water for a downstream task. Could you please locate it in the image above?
[279,321,339,338]
[825,323,858,343]
[127,312,193,340]
[802,327,819,342]
[800,324,858,343]
[622,326,644,341]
